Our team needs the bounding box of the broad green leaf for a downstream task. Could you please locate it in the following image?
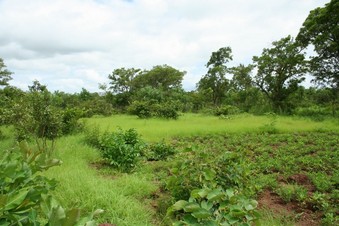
[207,189,224,202]
[219,201,230,209]
[62,208,81,226]
[203,168,216,181]
[201,200,213,210]
[172,200,188,211]
[204,220,219,226]
[183,202,200,212]
[48,205,66,225]
[4,189,29,211]
[0,195,7,208]
[197,188,210,198]
[225,188,234,198]
[183,214,199,224]
[191,208,211,219]
[244,203,255,211]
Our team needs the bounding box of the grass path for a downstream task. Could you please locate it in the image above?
[45,135,158,225]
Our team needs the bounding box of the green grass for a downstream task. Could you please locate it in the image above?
[83,113,339,142]
[44,135,158,226]
[1,114,338,225]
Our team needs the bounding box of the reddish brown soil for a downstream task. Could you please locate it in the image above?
[258,173,322,226]
[258,190,321,226]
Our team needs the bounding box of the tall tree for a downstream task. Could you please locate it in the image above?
[132,65,185,91]
[0,58,13,87]
[297,0,338,115]
[197,47,232,106]
[108,67,141,94]
[297,0,339,89]
[230,64,254,91]
[252,36,308,113]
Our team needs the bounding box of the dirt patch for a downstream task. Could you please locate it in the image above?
[258,190,321,226]
[288,173,316,193]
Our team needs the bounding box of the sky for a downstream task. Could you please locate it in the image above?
[0,0,330,93]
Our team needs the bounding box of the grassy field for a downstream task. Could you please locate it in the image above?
[1,113,338,225]
[82,113,339,141]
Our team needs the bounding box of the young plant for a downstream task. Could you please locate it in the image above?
[144,140,176,161]
[168,187,259,225]
[99,128,144,172]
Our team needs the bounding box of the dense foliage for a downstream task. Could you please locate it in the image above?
[168,131,339,225]
[0,143,100,225]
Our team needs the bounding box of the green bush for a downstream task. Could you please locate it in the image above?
[99,128,144,172]
[294,106,331,121]
[128,101,153,118]
[144,141,176,161]
[83,124,101,148]
[155,104,179,119]
[128,101,180,119]
[61,107,84,135]
[215,105,241,116]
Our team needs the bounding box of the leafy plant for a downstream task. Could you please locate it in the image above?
[61,107,84,135]
[83,124,101,148]
[214,105,241,116]
[0,142,59,225]
[99,128,144,172]
[144,140,176,161]
[0,142,102,225]
[168,187,259,226]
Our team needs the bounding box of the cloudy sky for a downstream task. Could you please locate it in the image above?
[0,0,329,93]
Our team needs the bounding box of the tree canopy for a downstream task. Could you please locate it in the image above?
[297,0,339,89]
[197,47,233,106]
[252,36,307,112]
[0,58,13,87]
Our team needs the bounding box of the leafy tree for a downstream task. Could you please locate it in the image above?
[230,64,254,91]
[108,67,141,94]
[197,47,233,106]
[132,65,185,91]
[297,0,338,115]
[0,58,13,87]
[252,36,308,113]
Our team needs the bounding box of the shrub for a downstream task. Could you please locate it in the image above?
[61,107,84,135]
[128,101,180,119]
[155,104,179,119]
[128,101,153,118]
[215,105,241,116]
[145,141,176,161]
[83,124,101,148]
[99,128,144,172]
[294,106,331,121]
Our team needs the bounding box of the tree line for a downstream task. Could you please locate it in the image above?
[1,0,338,121]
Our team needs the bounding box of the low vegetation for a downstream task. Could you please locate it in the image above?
[0,2,338,225]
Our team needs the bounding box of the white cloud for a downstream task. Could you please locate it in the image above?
[0,0,329,92]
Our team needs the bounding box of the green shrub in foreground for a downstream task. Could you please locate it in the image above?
[0,142,101,225]
[168,187,259,226]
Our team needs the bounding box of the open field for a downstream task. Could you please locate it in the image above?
[82,113,339,141]
[1,114,338,225]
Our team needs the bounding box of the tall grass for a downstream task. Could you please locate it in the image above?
[44,135,158,226]
[83,113,338,142]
